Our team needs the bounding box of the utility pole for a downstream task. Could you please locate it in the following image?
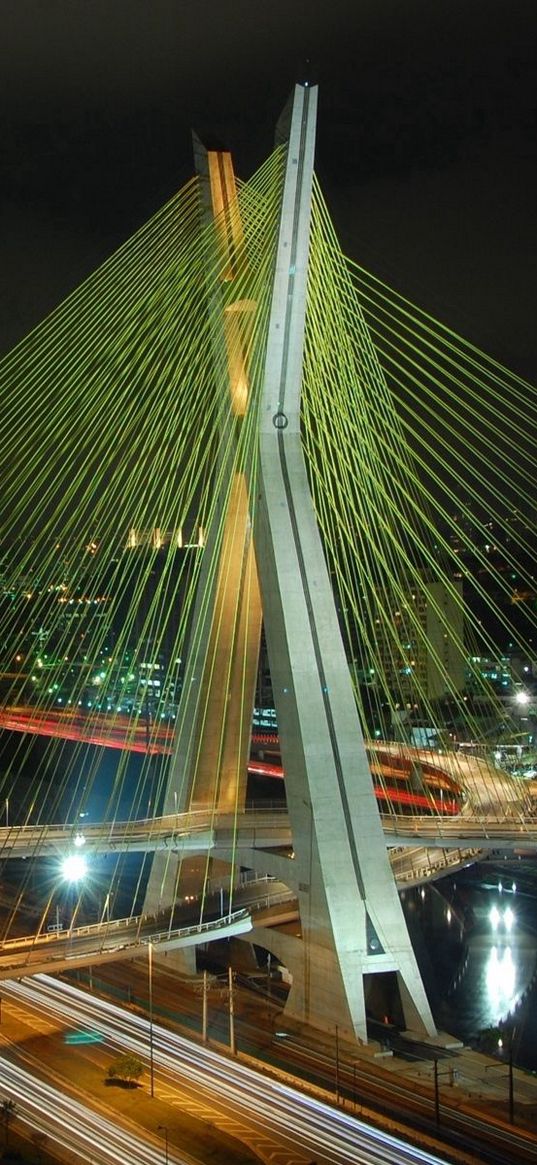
[202,969,208,1043]
[228,966,235,1056]
[335,1024,340,1105]
[148,942,154,1098]
[508,1044,514,1125]
[433,1058,440,1128]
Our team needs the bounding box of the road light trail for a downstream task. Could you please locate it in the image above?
[0,1058,194,1165]
[1,975,455,1165]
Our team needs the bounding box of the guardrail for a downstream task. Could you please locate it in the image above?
[137,908,251,948]
[0,804,288,842]
[0,911,154,949]
[0,907,251,954]
[392,847,483,884]
[1,805,536,862]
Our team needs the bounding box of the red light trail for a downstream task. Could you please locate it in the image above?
[0,706,460,815]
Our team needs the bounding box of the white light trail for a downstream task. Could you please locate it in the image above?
[1,976,452,1165]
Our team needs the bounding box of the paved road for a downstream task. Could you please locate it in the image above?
[0,974,459,1165]
[0,1058,199,1165]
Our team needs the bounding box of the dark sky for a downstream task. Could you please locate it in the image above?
[1,0,536,380]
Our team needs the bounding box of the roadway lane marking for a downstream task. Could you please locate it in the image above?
[154,1082,315,1165]
[0,999,59,1037]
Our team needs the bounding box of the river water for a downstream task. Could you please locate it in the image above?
[403,858,537,1071]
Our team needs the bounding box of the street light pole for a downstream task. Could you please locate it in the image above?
[202,969,208,1044]
[335,1024,340,1105]
[496,1030,515,1124]
[228,966,235,1056]
[508,1045,514,1125]
[148,941,154,1098]
[433,1058,440,1128]
[157,1124,169,1165]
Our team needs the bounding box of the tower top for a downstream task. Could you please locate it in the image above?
[297,56,317,87]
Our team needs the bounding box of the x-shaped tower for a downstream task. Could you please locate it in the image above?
[145,83,436,1044]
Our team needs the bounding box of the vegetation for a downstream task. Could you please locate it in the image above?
[476,1025,503,1054]
[106,1054,144,1087]
[0,1101,17,1149]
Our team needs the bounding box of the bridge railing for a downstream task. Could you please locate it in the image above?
[0,804,289,842]
[392,847,483,885]
[0,912,152,949]
[136,908,251,948]
[0,907,251,951]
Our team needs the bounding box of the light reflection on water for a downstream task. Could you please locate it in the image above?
[415,868,537,1070]
[413,876,537,1051]
[448,929,534,1037]
[486,944,517,1024]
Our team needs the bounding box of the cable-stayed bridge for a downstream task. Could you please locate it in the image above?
[0,82,536,1041]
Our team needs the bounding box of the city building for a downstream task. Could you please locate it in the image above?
[373,576,465,703]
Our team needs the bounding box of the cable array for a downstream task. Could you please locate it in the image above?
[0,152,535,936]
[0,152,283,932]
[302,178,536,812]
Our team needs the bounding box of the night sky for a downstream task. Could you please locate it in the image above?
[1,1,536,381]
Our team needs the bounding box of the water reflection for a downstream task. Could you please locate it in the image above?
[408,870,537,1056]
[489,904,514,932]
[486,945,516,1024]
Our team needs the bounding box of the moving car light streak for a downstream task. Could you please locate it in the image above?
[1,975,454,1165]
[0,1059,188,1165]
[0,706,461,814]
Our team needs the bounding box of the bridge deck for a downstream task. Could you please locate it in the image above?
[0,908,252,981]
[0,806,535,858]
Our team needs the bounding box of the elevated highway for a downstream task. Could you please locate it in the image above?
[0,805,536,906]
[0,907,252,980]
[0,878,298,982]
[1,706,535,985]
[0,805,535,980]
[1,804,536,861]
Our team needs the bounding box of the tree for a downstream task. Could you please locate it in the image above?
[106,1054,144,1086]
[0,1099,17,1148]
[477,1025,503,1054]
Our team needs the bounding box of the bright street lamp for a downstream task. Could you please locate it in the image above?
[60,851,89,931]
[61,853,88,882]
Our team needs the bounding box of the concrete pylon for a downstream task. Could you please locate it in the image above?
[252,81,436,1042]
[143,140,262,922]
[144,83,435,1043]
